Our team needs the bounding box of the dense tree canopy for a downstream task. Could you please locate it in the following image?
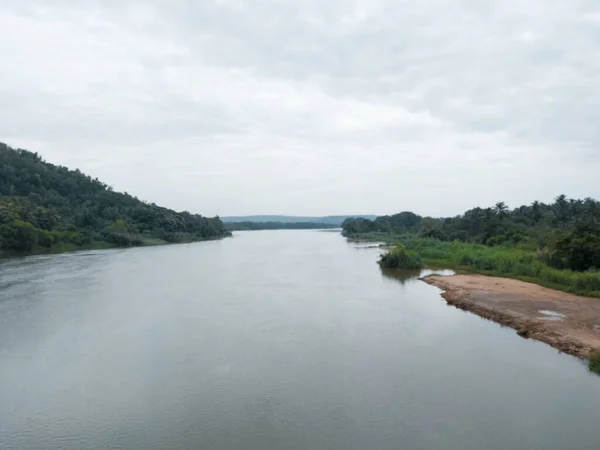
[342,196,600,272]
[0,142,230,254]
[342,212,421,235]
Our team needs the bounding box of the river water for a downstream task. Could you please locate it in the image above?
[1,230,599,450]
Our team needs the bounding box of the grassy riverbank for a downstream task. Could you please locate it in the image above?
[351,232,600,298]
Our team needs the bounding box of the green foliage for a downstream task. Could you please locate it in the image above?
[551,221,600,271]
[342,211,421,236]
[589,353,600,375]
[362,233,600,297]
[0,142,230,255]
[379,246,423,270]
[343,195,600,275]
[110,219,128,233]
[35,228,55,248]
[341,217,377,235]
[0,219,38,251]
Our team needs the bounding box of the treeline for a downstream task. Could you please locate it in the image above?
[0,142,230,254]
[342,196,600,273]
[226,221,339,231]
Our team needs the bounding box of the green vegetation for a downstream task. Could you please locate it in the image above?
[405,235,599,296]
[379,245,423,270]
[342,196,600,297]
[589,353,600,375]
[226,221,339,231]
[0,142,230,256]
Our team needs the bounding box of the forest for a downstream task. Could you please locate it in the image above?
[342,197,600,295]
[0,142,230,255]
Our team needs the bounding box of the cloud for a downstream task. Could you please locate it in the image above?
[1,0,599,216]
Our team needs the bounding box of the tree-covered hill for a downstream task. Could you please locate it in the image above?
[0,142,230,255]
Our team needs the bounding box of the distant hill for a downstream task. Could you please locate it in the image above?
[225,221,340,231]
[0,142,230,255]
[221,215,376,226]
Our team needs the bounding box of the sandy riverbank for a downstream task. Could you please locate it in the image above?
[422,274,600,359]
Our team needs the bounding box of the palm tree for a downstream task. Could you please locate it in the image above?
[554,194,570,224]
[494,202,508,218]
[531,200,542,224]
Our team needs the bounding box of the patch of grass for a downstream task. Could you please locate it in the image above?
[589,353,600,375]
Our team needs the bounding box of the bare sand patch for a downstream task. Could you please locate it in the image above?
[422,274,600,359]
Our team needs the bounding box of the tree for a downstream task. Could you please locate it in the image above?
[494,202,508,218]
[341,218,375,235]
[531,201,542,224]
[551,221,600,271]
[0,220,38,252]
[554,194,570,225]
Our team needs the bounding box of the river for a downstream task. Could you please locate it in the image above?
[1,230,599,449]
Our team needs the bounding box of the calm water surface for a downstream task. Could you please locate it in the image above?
[1,230,599,450]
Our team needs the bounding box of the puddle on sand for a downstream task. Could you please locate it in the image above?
[539,310,566,321]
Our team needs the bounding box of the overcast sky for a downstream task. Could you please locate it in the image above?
[1,1,599,217]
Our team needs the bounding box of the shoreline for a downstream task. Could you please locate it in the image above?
[422,274,600,360]
[0,233,232,260]
[344,232,600,299]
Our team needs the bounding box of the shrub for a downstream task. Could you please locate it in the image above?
[36,229,55,247]
[0,220,37,251]
[379,246,423,269]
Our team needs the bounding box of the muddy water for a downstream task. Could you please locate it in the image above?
[1,230,599,450]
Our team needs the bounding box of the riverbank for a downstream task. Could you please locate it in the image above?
[345,232,600,298]
[423,274,600,362]
[0,234,231,259]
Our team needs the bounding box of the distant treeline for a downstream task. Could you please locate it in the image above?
[222,215,376,226]
[0,142,230,255]
[342,197,600,273]
[226,221,339,231]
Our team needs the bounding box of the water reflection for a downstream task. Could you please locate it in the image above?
[380,268,422,285]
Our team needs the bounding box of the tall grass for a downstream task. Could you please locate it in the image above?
[358,233,600,298]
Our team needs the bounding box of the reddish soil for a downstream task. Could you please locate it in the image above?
[422,274,600,359]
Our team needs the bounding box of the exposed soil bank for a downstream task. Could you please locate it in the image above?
[422,274,600,359]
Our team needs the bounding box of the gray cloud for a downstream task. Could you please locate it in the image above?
[1,0,599,216]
